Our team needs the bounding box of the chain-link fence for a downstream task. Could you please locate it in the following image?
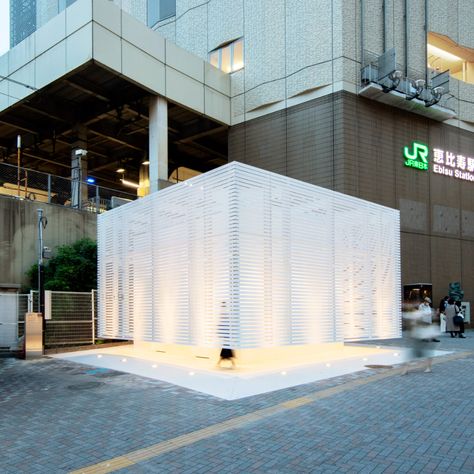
[0,162,136,213]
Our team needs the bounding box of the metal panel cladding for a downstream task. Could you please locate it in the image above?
[98,162,401,347]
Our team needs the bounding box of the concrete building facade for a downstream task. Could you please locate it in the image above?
[2,0,474,306]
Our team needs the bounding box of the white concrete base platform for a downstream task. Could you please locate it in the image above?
[51,344,450,400]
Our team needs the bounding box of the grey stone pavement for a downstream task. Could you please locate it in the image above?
[1,332,474,473]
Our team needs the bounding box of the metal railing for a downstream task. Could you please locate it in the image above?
[0,162,137,214]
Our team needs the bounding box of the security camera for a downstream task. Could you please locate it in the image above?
[74,148,88,157]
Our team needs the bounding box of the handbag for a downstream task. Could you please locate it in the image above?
[453,315,463,326]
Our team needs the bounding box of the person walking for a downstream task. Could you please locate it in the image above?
[438,295,449,333]
[438,296,449,314]
[454,300,466,338]
[445,297,465,338]
[418,297,439,342]
[216,301,236,368]
[401,311,436,375]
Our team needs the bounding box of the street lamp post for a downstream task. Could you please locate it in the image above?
[37,209,47,321]
[17,135,21,197]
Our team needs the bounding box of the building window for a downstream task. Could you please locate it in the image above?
[209,39,244,73]
[428,34,474,86]
[148,0,176,27]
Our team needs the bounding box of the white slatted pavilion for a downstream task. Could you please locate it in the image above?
[98,162,401,361]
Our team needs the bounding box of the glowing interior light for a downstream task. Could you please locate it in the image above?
[120,178,140,189]
[427,44,463,62]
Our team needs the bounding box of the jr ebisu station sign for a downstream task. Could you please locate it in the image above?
[404,141,474,182]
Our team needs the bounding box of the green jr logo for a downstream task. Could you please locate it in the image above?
[403,142,429,170]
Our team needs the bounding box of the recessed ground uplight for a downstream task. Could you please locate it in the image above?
[393,352,399,357]
[122,358,127,362]
[376,346,381,349]
[97,354,102,358]
[325,363,331,367]
[152,364,157,368]
[363,357,368,361]
[281,371,287,376]
[189,372,195,376]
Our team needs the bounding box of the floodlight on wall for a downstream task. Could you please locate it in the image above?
[424,70,450,107]
[382,70,402,93]
[116,168,125,174]
[405,79,426,101]
[424,86,444,107]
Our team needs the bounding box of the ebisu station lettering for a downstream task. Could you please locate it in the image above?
[432,148,474,182]
[403,142,429,170]
[404,142,474,183]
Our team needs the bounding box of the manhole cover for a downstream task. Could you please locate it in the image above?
[364,364,393,369]
[67,382,104,391]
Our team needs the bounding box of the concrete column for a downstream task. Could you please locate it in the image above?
[149,96,168,193]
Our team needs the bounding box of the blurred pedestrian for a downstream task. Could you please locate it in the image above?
[418,297,439,342]
[216,301,236,368]
[454,300,466,338]
[401,311,438,374]
[438,295,449,333]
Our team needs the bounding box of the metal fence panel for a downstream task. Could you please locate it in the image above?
[0,294,20,349]
[45,291,94,346]
[0,293,29,349]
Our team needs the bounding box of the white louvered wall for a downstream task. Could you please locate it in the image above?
[98,162,401,347]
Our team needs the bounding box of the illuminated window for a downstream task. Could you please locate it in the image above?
[209,39,244,73]
[148,0,176,27]
[428,33,474,85]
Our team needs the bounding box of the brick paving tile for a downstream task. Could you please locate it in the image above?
[1,332,474,473]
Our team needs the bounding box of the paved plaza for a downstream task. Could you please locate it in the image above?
[1,332,474,473]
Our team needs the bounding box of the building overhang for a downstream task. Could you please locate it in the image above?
[359,83,456,122]
[0,0,231,186]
